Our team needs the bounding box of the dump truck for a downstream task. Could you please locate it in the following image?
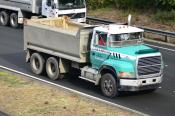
[24,17,164,97]
[0,0,86,28]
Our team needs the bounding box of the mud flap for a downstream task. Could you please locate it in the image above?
[26,50,30,63]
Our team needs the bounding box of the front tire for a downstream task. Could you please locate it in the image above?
[0,11,9,26]
[101,73,118,98]
[46,57,61,80]
[30,53,45,75]
[10,13,19,28]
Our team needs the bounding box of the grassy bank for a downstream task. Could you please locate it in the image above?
[0,71,140,116]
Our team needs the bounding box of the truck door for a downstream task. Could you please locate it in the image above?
[91,31,109,69]
[42,0,56,17]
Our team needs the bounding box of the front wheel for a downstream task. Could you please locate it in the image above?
[101,73,118,98]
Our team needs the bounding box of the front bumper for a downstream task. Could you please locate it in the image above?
[119,76,162,91]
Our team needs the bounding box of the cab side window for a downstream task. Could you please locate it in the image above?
[94,32,107,46]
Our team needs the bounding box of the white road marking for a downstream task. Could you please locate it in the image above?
[0,65,147,116]
[145,44,175,52]
[165,65,168,67]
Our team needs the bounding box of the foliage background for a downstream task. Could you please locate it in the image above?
[87,0,175,10]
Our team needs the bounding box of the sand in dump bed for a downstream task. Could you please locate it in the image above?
[27,16,90,31]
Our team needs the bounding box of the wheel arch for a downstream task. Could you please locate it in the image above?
[26,49,48,63]
[98,65,119,86]
[99,65,117,77]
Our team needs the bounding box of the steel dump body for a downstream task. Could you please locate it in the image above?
[24,18,94,63]
[0,0,42,13]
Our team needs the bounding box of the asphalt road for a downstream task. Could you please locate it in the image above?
[0,111,9,116]
[0,26,175,116]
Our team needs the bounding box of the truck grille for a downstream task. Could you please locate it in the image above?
[137,56,161,76]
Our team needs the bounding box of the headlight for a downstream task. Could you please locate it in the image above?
[118,72,135,78]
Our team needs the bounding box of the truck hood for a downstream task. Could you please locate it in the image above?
[108,44,159,60]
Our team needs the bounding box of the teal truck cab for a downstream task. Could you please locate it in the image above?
[24,18,163,98]
[83,24,163,97]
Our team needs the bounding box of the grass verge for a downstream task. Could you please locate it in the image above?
[0,71,141,116]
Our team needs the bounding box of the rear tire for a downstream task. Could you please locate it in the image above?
[0,11,9,26]
[30,53,45,75]
[46,57,61,80]
[10,13,19,28]
[101,73,118,98]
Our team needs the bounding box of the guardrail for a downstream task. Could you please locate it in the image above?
[87,16,175,42]
[87,16,115,24]
[140,27,175,42]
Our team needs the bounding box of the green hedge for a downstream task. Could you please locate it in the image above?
[156,0,175,10]
[113,0,155,9]
[87,0,113,9]
[87,0,175,10]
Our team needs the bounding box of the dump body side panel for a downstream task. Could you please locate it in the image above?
[0,0,42,13]
[24,18,94,63]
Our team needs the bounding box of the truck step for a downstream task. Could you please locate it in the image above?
[80,66,101,85]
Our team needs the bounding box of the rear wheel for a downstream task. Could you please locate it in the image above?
[0,11,9,26]
[10,13,19,28]
[30,53,45,75]
[46,57,61,80]
[101,73,118,98]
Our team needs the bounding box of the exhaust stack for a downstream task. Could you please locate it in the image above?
[128,14,132,26]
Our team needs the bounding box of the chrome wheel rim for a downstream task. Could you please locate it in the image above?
[103,79,114,95]
[0,14,5,24]
[32,57,40,70]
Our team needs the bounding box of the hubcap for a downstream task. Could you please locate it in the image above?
[48,62,57,76]
[0,14,5,23]
[11,16,17,26]
[51,62,56,73]
[33,57,40,70]
[104,79,113,94]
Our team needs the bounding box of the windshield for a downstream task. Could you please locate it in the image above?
[59,0,86,10]
[109,32,143,47]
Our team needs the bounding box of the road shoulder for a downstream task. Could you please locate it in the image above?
[0,69,143,116]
